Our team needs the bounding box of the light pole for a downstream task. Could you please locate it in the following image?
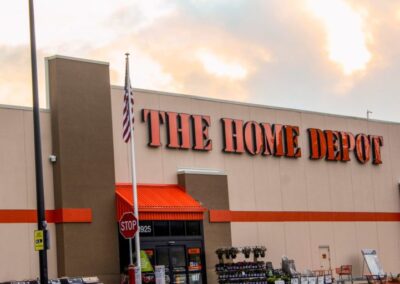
[28,1,48,283]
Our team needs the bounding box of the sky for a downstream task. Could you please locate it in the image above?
[1,0,400,122]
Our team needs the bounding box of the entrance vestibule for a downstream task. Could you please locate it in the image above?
[118,220,206,284]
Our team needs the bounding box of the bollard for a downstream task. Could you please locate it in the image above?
[128,265,135,284]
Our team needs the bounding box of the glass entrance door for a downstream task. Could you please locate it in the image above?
[187,248,202,284]
[169,246,187,284]
[140,240,205,284]
[155,247,170,283]
[156,246,188,284]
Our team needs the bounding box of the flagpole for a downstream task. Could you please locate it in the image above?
[125,53,142,283]
[130,127,142,276]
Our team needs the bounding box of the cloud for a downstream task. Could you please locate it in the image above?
[107,0,177,34]
[196,49,248,80]
[91,2,272,102]
[0,0,400,121]
[0,45,47,107]
[0,3,29,46]
[306,0,371,75]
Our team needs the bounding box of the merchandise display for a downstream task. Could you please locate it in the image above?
[215,248,336,284]
[216,261,267,284]
[215,246,268,284]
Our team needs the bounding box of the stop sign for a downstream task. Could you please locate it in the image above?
[119,212,138,239]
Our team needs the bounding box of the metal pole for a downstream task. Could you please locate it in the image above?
[129,238,133,265]
[28,1,48,284]
[130,135,141,273]
[126,54,142,283]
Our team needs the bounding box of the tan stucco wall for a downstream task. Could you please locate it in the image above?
[178,173,232,284]
[47,56,120,284]
[0,107,58,280]
[111,87,400,276]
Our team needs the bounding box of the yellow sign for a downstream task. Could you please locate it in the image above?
[140,250,154,272]
[34,230,44,251]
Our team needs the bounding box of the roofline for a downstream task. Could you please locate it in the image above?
[111,85,400,125]
[177,168,226,176]
[45,55,109,66]
[116,183,180,188]
[0,104,50,112]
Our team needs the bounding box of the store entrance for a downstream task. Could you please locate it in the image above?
[142,240,204,284]
[156,245,187,283]
[118,220,206,284]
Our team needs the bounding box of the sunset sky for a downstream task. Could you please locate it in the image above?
[1,0,400,121]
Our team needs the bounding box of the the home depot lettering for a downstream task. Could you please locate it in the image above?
[141,109,383,165]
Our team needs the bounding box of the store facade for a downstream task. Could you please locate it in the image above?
[0,56,399,284]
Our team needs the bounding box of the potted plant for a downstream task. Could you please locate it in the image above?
[253,247,261,258]
[229,247,239,259]
[242,247,252,258]
[260,246,267,258]
[215,248,224,261]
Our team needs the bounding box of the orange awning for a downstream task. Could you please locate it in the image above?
[116,184,206,221]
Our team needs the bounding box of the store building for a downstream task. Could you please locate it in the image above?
[0,55,399,284]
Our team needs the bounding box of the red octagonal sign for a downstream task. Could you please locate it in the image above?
[119,212,138,239]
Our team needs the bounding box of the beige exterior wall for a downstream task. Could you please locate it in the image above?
[0,70,398,281]
[111,87,400,276]
[0,107,58,280]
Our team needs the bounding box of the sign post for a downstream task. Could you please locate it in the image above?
[120,212,139,284]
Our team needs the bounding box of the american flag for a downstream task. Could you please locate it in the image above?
[123,53,134,143]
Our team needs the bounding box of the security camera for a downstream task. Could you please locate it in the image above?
[49,155,57,163]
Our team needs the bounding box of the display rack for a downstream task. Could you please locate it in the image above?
[216,261,267,284]
[215,246,268,284]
